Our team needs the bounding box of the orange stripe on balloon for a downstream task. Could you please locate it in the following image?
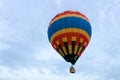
[50,28,90,43]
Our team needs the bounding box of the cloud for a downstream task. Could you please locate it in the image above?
[0,0,4,8]
[0,65,105,80]
[0,43,10,50]
[0,0,120,80]
[35,46,56,60]
[0,63,120,80]
[0,0,49,68]
[54,0,62,6]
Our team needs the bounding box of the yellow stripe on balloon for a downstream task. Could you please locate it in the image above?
[62,47,67,55]
[49,14,89,26]
[50,28,90,43]
[74,45,78,55]
[72,36,76,41]
[68,45,72,54]
[58,49,65,57]
[84,41,87,46]
[62,37,67,42]
[56,40,60,45]
[80,38,83,43]
[78,47,82,54]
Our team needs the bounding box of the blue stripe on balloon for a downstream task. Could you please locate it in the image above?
[48,17,92,41]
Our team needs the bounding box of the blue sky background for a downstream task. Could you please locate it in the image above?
[0,0,120,80]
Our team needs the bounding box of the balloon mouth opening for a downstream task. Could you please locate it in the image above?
[64,54,78,65]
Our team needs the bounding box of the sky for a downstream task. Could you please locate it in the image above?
[0,0,120,80]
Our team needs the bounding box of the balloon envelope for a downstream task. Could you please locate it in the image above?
[48,10,92,65]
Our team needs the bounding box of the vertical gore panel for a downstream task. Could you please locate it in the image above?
[64,42,69,55]
[58,45,66,56]
[76,42,82,55]
[72,41,76,54]
[80,45,85,53]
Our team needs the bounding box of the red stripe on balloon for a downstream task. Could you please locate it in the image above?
[51,32,89,49]
[50,11,88,23]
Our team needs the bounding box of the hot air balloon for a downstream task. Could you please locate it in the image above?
[47,10,92,73]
